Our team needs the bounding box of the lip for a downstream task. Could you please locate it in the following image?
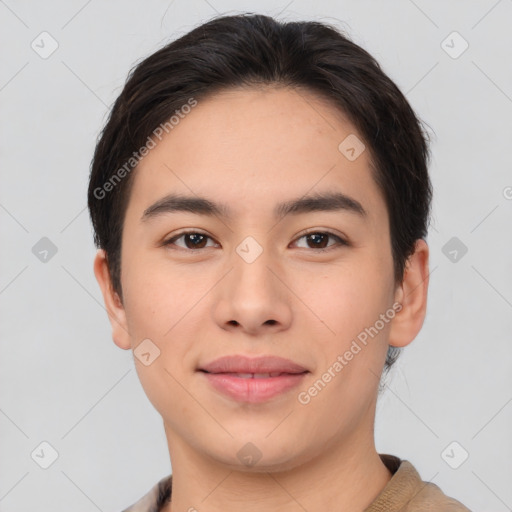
[198,355,309,403]
[200,355,308,374]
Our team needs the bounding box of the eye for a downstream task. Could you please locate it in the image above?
[292,231,348,252]
[162,230,348,252]
[163,231,218,250]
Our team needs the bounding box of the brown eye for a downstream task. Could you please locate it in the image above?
[163,230,347,253]
[163,231,217,250]
[294,231,347,252]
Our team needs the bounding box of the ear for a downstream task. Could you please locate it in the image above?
[93,249,131,350]
[388,239,429,348]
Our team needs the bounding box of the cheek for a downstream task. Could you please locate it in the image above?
[305,259,392,335]
[303,261,394,397]
[121,265,194,417]
[121,252,184,338]
[299,268,392,423]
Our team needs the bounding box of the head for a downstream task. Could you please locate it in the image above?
[89,14,431,471]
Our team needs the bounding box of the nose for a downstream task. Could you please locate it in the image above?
[212,248,293,336]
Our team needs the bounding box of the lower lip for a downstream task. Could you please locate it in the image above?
[200,372,308,403]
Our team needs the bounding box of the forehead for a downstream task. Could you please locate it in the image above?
[125,86,386,227]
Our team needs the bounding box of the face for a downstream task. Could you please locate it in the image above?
[95,86,423,472]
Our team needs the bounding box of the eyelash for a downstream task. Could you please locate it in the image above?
[162,230,348,253]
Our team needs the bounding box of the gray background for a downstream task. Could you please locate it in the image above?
[1,0,511,510]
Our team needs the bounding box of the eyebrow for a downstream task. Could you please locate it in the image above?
[140,191,367,223]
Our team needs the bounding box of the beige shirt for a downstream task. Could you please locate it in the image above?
[121,454,471,511]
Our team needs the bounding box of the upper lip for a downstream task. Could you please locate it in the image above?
[199,355,309,374]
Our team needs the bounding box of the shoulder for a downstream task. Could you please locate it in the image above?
[365,454,472,511]
[121,474,172,512]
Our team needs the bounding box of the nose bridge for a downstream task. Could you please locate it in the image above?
[213,235,292,333]
[231,236,277,297]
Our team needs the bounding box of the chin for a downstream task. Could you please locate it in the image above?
[203,436,313,474]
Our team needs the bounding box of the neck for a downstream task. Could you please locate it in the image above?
[161,425,392,512]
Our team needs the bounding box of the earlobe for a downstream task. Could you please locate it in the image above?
[388,239,430,348]
[93,249,132,350]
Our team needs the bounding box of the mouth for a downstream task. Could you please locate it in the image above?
[197,355,309,403]
[201,372,297,378]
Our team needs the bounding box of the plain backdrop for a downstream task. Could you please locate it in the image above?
[1,1,511,511]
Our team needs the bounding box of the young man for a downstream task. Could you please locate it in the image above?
[88,13,471,512]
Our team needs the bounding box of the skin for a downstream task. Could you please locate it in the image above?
[94,85,429,512]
